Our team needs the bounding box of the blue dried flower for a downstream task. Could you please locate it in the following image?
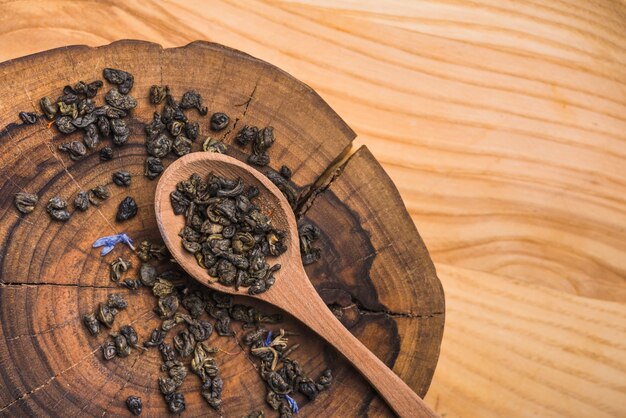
[92,233,134,256]
[284,394,299,414]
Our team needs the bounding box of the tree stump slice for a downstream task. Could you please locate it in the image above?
[0,41,444,417]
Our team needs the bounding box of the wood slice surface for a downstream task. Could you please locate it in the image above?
[0,40,444,417]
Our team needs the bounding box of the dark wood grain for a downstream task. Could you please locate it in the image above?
[0,40,443,417]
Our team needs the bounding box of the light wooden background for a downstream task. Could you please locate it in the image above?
[1,0,625,417]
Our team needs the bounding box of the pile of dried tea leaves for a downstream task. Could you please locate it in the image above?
[82,293,129,335]
[42,68,136,155]
[245,327,333,417]
[13,68,137,223]
[171,172,286,294]
[83,243,331,417]
[143,86,207,180]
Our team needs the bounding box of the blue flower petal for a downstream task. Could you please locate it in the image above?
[284,395,299,414]
[92,233,135,256]
[100,245,115,256]
[93,235,117,248]
[263,331,273,347]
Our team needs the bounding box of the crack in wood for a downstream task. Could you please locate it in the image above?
[359,307,445,319]
[345,297,444,319]
[0,281,116,290]
[295,144,351,219]
[223,73,261,142]
[323,287,443,319]
[349,242,394,265]
[242,82,258,116]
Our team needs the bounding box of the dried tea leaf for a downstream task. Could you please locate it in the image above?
[109,257,132,282]
[107,293,128,310]
[89,185,110,205]
[210,112,229,131]
[144,157,164,180]
[186,121,200,141]
[113,333,131,357]
[83,123,100,149]
[173,135,192,156]
[110,118,130,145]
[74,80,103,98]
[83,313,100,336]
[173,329,195,358]
[150,85,168,104]
[157,294,179,318]
[100,147,113,161]
[14,192,38,214]
[73,191,90,212]
[97,302,115,328]
[144,328,166,348]
[153,278,174,297]
[19,111,37,125]
[179,90,207,115]
[40,97,58,120]
[147,133,173,158]
[235,125,258,147]
[116,196,138,222]
[71,112,96,128]
[46,196,70,222]
[102,340,117,360]
[139,263,157,287]
[112,171,131,187]
[122,278,142,290]
[188,320,213,341]
[168,121,185,137]
[120,324,140,348]
[266,171,298,210]
[201,376,223,410]
[165,392,185,414]
[247,126,275,167]
[202,137,226,153]
[103,68,134,94]
[159,377,177,396]
[58,141,87,161]
[126,396,142,416]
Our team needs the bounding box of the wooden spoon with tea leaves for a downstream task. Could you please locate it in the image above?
[155,152,440,418]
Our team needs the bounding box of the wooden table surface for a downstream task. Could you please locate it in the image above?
[0,1,624,417]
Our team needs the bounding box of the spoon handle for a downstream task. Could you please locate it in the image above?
[283,284,440,418]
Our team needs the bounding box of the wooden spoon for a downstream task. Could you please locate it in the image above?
[155,152,440,418]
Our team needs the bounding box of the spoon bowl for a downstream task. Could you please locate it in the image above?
[155,152,299,308]
[155,152,439,418]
